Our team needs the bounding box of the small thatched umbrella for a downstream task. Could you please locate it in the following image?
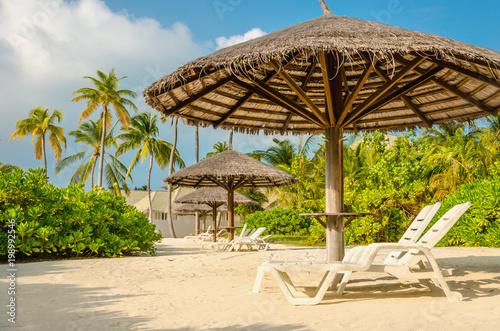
[175,203,228,231]
[165,148,298,241]
[175,187,259,241]
[147,0,500,261]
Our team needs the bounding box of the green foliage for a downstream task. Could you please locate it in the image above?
[234,187,268,215]
[0,168,162,260]
[243,206,315,236]
[430,173,500,247]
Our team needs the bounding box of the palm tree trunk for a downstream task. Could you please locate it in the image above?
[195,123,199,163]
[97,108,107,188]
[41,133,47,173]
[148,153,153,222]
[90,158,96,188]
[167,117,179,238]
[229,127,233,148]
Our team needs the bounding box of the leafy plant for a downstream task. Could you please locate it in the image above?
[0,168,162,260]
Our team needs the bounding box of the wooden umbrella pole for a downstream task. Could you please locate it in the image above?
[212,204,217,242]
[325,127,344,261]
[227,187,235,241]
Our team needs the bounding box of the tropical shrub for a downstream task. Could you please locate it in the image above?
[0,168,162,260]
[429,166,500,247]
[244,206,314,236]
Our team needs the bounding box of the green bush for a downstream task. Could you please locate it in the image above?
[244,206,314,236]
[429,174,500,247]
[1,168,162,260]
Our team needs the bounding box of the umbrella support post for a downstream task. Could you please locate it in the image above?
[227,188,234,241]
[325,127,344,262]
[212,206,217,242]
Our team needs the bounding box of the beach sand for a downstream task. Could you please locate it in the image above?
[1,239,499,330]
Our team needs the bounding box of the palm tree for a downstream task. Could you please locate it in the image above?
[55,120,132,193]
[116,112,184,221]
[9,106,66,173]
[72,69,138,188]
[205,141,229,158]
[253,136,318,169]
[420,122,494,198]
[167,117,180,237]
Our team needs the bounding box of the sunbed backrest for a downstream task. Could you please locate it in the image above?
[249,227,266,239]
[399,202,441,244]
[398,202,471,266]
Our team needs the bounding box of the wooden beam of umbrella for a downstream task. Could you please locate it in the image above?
[147,0,500,261]
[174,187,259,242]
[175,204,228,232]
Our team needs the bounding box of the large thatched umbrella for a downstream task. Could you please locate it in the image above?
[146,1,500,261]
[175,187,259,241]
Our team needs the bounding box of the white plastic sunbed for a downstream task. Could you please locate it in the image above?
[253,202,471,305]
[335,202,441,293]
[210,227,269,252]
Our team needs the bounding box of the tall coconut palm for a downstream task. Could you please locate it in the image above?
[167,117,180,237]
[55,120,132,193]
[205,141,229,158]
[116,112,184,221]
[72,69,138,188]
[421,122,493,198]
[9,106,66,173]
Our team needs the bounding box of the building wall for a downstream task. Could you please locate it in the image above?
[152,213,243,238]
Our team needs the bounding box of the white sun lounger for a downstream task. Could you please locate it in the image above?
[335,202,441,293]
[253,202,471,305]
[210,227,268,252]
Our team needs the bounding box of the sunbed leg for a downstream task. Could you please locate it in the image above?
[253,268,265,293]
[422,250,463,302]
[337,271,352,294]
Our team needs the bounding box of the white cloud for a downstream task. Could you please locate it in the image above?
[215,27,266,50]
[0,0,208,188]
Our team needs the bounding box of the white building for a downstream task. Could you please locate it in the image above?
[123,188,243,238]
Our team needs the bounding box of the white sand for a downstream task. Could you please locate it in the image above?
[1,239,500,330]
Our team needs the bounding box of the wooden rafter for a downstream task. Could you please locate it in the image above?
[395,55,498,116]
[161,76,232,117]
[319,51,344,127]
[229,76,325,127]
[346,66,444,125]
[371,60,433,128]
[422,56,500,89]
[433,78,497,115]
[338,54,378,126]
[280,56,318,132]
[213,71,276,129]
[269,59,329,127]
[341,67,350,97]
[281,113,294,133]
[345,57,424,126]
[402,97,432,128]
[213,53,301,129]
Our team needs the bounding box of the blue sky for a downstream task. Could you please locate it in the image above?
[0,0,498,190]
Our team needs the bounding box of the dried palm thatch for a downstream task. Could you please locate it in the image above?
[174,187,258,206]
[175,203,227,214]
[144,9,499,134]
[164,148,298,187]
